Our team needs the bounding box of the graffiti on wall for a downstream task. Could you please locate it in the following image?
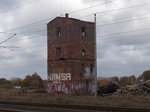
[48,83,86,94]
[84,67,95,78]
[48,73,71,83]
[47,71,95,94]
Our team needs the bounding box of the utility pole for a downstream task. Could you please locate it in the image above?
[94,13,97,97]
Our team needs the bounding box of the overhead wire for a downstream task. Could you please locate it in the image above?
[0,46,20,48]
[5,18,150,44]
[0,32,16,35]
[97,15,150,27]
[99,33,150,42]
[3,0,150,35]
[97,26,150,38]
[11,14,150,38]
[2,0,150,51]
[98,45,150,54]
[2,0,118,33]
[3,17,54,33]
[0,34,16,45]
[68,0,118,14]
[80,2,150,18]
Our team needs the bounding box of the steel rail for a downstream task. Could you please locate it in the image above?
[0,101,149,112]
[0,108,21,112]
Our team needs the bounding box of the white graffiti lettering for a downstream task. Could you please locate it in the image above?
[48,73,71,82]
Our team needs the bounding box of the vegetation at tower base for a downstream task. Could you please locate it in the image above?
[22,72,44,89]
[139,70,150,81]
[0,70,149,95]
[0,72,45,89]
[0,72,149,109]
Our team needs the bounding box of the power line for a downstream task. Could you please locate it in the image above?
[4,18,150,47]
[0,45,46,55]
[97,26,150,38]
[2,0,118,33]
[3,17,54,33]
[80,2,150,18]
[8,14,150,41]
[0,32,16,35]
[6,0,150,33]
[2,1,150,35]
[0,34,16,45]
[98,46,150,55]
[69,0,118,14]
[21,44,46,49]
[6,13,150,38]
[6,19,150,43]
[7,35,46,44]
[5,0,148,36]
[0,46,20,48]
[5,29,46,43]
[96,13,150,23]
[2,1,150,50]
[13,14,150,42]
[12,26,148,43]
[6,14,150,39]
[97,2,150,15]
[101,33,150,42]
[97,15,150,27]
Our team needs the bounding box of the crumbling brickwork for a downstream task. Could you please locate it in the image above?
[47,14,95,94]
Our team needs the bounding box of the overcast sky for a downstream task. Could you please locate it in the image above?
[0,0,150,79]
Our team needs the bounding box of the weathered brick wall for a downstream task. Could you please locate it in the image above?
[47,16,95,94]
[48,43,94,61]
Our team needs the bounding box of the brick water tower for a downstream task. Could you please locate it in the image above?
[47,14,95,95]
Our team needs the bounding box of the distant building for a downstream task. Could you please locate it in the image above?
[47,14,95,95]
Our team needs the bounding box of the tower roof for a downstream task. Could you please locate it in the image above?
[47,15,94,25]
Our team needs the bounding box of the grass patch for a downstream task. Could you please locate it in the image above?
[0,89,149,109]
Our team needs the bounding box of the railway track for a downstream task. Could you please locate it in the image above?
[0,101,149,112]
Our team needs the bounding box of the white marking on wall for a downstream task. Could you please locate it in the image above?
[48,73,71,83]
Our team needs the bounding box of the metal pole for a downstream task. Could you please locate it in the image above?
[94,13,97,97]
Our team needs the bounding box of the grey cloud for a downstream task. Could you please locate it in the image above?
[1,0,150,79]
[0,0,20,13]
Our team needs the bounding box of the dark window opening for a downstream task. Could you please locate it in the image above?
[81,27,85,37]
[56,48,61,56]
[82,49,85,56]
[59,57,65,60]
[90,64,93,73]
[56,27,61,37]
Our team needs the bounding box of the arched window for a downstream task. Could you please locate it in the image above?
[56,27,61,37]
[82,50,85,56]
[81,27,85,37]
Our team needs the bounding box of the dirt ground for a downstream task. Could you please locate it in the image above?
[0,89,149,109]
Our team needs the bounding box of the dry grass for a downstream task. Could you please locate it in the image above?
[0,89,150,109]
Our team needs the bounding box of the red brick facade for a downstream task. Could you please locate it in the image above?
[47,15,95,94]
